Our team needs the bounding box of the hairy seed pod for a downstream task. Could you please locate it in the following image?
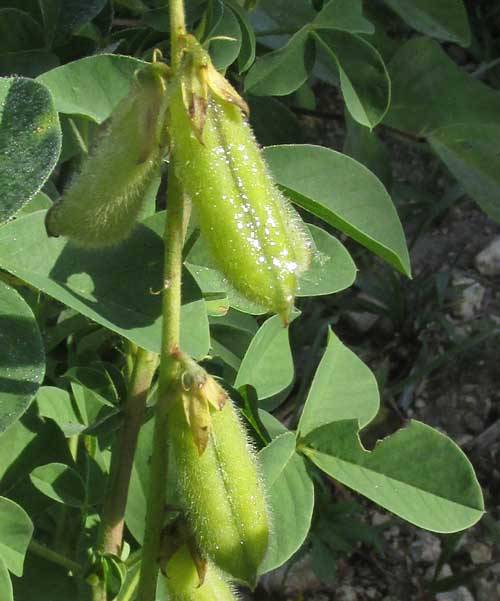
[168,37,312,323]
[45,63,169,247]
[168,387,269,587]
[161,545,238,601]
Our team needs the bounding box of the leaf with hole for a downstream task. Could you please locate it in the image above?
[302,420,484,533]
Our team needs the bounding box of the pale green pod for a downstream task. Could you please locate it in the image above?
[168,396,269,587]
[161,545,237,601]
[45,63,169,247]
[169,83,312,322]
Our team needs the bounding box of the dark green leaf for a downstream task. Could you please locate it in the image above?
[30,462,86,507]
[314,30,390,128]
[0,211,210,359]
[13,553,79,601]
[298,329,379,437]
[0,50,59,78]
[0,496,33,576]
[303,420,484,532]
[385,38,500,136]
[311,539,337,584]
[249,96,304,146]
[66,367,118,432]
[0,281,45,435]
[0,9,44,53]
[0,77,61,222]
[313,0,374,34]
[428,123,500,223]
[253,0,315,33]
[245,26,315,96]
[263,144,411,276]
[382,0,471,46]
[0,414,72,495]
[210,312,256,374]
[343,111,392,189]
[39,0,107,46]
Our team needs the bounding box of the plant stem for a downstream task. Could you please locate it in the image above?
[137,5,187,598]
[100,347,158,556]
[28,540,82,574]
[137,171,185,601]
[170,0,186,68]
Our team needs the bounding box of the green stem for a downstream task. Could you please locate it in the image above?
[137,5,187,598]
[99,347,159,556]
[137,171,185,601]
[170,0,186,68]
[53,435,79,552]
[28,540,82,574]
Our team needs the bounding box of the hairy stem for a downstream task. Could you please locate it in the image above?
[137,171,185,600]
[137,4,187,598]
[100,347,158,556]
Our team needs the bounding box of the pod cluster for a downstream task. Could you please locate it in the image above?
[44,33,314,600]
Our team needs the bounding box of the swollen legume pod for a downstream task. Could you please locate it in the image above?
[168,35,312,323]
[168,372,269,587]
[45,62,169,247]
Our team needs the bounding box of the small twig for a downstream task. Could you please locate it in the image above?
[112,18,142,28]
[28,540,82,574]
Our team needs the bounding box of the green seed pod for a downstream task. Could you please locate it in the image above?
[45,62,170,247]
[168,36,312,323]
[168,361,269,587]
[161,544,238,601]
